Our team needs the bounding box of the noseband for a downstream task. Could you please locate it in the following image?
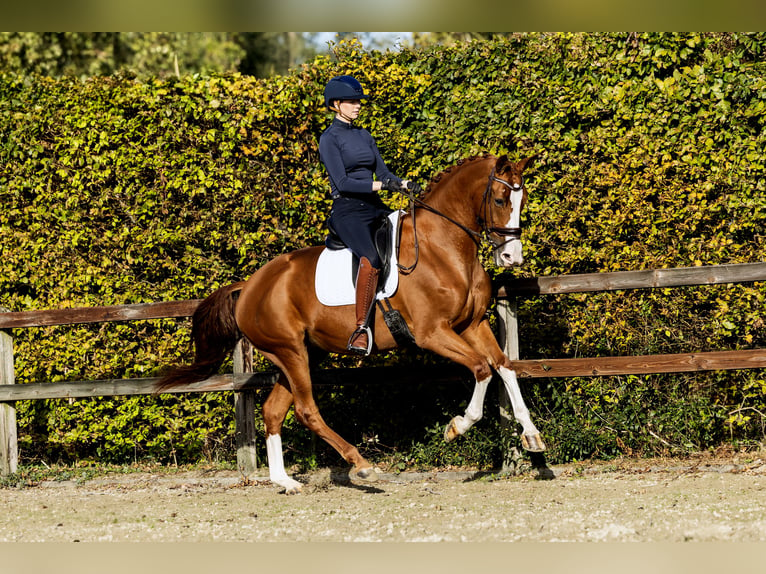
[480,168,524,248]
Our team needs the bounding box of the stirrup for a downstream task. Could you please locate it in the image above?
[347,325,373,356]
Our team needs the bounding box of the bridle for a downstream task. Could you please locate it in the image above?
[480,168,524,249]
[396,168,524,273]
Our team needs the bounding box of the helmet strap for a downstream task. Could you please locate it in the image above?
[333,100,355,124]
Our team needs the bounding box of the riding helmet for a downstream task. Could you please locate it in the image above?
[323,75,369,110]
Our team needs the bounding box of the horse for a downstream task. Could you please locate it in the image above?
[158,153,545,494]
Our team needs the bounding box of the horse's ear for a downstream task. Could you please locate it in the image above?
[495,154,509,172]
[518,153,540,172]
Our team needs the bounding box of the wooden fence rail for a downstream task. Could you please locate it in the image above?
[2,262,765,476]
[493,261,766,298]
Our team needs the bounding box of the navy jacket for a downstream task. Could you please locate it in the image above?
[319,118,401,199]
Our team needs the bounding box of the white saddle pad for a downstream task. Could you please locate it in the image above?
[315,210,402,306]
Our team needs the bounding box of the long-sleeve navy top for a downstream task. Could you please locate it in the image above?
[319,118,401,199]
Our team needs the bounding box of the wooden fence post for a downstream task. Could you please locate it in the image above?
[1,308,18,476]
[496,298,524,473]
[233,339,258,476]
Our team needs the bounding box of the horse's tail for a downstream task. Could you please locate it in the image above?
[156,281,246,393]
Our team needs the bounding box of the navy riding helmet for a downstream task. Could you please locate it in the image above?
[323,75,370,110]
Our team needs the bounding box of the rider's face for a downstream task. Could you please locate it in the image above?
[337,99,362,121]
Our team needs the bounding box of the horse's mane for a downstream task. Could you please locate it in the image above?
[421,153,495,199]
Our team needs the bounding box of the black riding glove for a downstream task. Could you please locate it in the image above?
[406,180,423,195]
[381,178,403,193]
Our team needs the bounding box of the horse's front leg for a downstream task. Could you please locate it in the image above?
[417,324,496,442]
[496,366,546,452]
[444,373,492,442]
[461,321,546,452]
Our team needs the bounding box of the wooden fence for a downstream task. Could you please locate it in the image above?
[2,261,765,476]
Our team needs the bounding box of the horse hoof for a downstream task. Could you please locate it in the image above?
[535,466,556,480]
[352,466,379,482]
[521,433,546,452]
[444,418,461,443]
[275,478,303,495]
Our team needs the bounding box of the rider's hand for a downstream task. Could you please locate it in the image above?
[405,180,422,195]
[381,178,403,193]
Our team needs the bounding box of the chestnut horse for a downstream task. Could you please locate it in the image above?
[159,153,544,493]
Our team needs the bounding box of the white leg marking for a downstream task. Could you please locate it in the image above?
[451,375,492,435]
[498,366,540,437]
[266,434,302,493]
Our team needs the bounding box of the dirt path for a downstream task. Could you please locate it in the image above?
[2,454,765,542]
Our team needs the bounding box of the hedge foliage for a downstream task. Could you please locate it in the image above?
[1,33,765,468]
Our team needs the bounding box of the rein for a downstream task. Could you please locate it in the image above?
[395,191,481,274]
[395,169,521,273]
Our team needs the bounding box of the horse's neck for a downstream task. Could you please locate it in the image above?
[422,161,488,236]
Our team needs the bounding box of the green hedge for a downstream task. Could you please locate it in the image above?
[1,33,765,468]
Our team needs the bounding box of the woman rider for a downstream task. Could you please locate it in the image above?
[319,75,419,355]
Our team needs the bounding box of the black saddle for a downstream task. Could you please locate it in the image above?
[325,214,393,287]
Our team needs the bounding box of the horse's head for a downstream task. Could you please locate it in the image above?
[482,154,537,267]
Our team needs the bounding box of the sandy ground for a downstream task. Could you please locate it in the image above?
[2,453,765,543]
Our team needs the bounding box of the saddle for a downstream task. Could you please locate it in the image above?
[321,213,415,347]
[324,213,393,288]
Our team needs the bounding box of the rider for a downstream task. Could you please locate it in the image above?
[319,75,419,355]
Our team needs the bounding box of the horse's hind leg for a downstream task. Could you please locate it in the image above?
[262,348,378,484]
[262,377,303,494]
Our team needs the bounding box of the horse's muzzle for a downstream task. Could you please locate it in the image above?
[495,239,524,267]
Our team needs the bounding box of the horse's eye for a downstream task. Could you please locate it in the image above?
[494,198,505,207]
